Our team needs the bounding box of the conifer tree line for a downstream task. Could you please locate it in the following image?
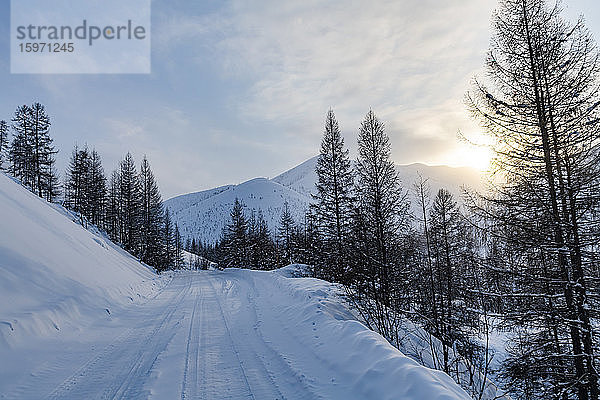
[278,0,600,398]
[66,150,185,272]
[1,0,598,397]
[296,1,600,398]
[0,103,60,201]
[0,103,184,273]
[202,198,317,270]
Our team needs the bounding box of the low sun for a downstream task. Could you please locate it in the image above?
[448,144,493,172]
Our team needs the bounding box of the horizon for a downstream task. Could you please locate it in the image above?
[1,0,599,199]
[166,154,485,200]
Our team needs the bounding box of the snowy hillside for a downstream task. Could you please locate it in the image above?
[0,173,165,347]
[166,156,485,244]
[272,156,485,207]
[271,156,320,198]
[165,177,312,244]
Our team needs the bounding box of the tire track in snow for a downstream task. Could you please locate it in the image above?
[180,281,201,400]
[103,277,192,399]
[207,276,257,400]
[45,275,192,400]
[225,273,322,400]
[208,273,319,400]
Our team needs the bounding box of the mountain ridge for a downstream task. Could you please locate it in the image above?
[164,156,485,244]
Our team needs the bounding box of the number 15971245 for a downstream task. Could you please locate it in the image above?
[19,42,74,53]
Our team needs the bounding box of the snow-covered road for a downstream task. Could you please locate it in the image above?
[1,269,470,400]
[4,272,314,399]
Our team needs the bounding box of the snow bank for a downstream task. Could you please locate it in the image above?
[227,268,471,400]
[0,173,166,346]
[275,263,313,278]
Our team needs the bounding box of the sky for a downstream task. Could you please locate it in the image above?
[0,0,599,199]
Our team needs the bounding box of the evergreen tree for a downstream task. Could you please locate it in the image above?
[277,201,296,265]
[311,109,354,282]
[139,156,164,268]
[119,153,142,254]
[0,120,8,169]
[350,109,409,344]
[255,209,276,269]
[246,208,276,270]
[247,209,259,268]
[221,198,249,268]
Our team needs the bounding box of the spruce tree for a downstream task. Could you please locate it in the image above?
[277,201,296,265]
[139,156,164,268]
[0,120,8,170]
[221,198,249,268]
[247,209,259,269]
[255,209,276,270]
[311,109,354,282]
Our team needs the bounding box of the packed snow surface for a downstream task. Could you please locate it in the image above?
[1,269,470,400]
[0,172,470,399]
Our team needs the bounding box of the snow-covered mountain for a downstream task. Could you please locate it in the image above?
[165,177,312,244]
[165,156,485,244]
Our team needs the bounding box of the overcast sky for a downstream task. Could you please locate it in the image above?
[0,0,599,199]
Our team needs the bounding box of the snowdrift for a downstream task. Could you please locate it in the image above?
[224,267,471,400]
[0,173,165,346]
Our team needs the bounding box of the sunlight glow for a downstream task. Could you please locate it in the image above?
[445,144,493,172]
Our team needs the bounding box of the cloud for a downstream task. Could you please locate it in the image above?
[161,0,496,166]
